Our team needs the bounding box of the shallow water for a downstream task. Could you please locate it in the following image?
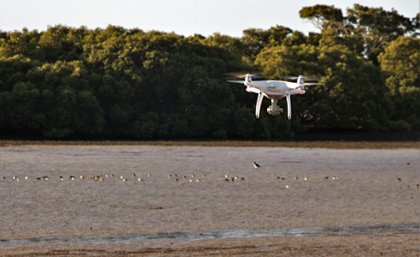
[1,223,419,248]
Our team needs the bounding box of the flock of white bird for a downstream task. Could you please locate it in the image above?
[0,161,344,190]
[1,161,417,189]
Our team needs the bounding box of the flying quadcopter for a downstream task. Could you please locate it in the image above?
[229,74,319,120]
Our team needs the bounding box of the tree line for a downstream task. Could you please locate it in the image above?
[0,4,419,139]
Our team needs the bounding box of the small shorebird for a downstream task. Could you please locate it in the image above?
[93,175,103,181]
[253,161,261,169]
[69,176,75,181]
[59,176,64,181]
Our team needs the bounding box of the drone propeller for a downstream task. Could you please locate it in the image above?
[227,80,246,84]
[284,75,319,82]
[225,72,266,80]
[302,82,321,86]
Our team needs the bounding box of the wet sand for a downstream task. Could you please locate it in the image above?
[0,145,419,256]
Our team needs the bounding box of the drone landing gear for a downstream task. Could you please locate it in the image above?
[267,99,282,116]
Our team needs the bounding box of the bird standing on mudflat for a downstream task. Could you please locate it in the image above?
[253,161,261,169]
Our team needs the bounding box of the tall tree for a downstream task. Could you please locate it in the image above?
[379,36,420,129]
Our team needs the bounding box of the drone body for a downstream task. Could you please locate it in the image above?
[229,74,317,120]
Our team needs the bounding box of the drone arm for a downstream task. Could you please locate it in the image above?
[286,94,292,120]
[255,92,264,119]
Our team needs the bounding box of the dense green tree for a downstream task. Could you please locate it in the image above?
[300,4,416,64]
[255,43,319,78]
[0,4,418,139]
[314,41,391,130]
[299,5,344,29]
[241,25,292,63]
[379,36,420,129]
[347,4,415,64]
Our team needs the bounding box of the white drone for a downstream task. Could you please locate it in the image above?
[229,74,318,120]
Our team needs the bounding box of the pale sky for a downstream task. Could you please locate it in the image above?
[1,0,418,36]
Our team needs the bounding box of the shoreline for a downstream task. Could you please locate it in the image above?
[1,140,419,149]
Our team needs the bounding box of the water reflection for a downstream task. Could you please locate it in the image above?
[1,223,419,248]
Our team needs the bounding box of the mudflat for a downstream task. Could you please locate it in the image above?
[0,144,419,256]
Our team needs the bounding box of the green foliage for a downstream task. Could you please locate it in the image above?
[0,4,418,139]
[379,36,420,129]
[299,5,343,29]
[315,43,391,130]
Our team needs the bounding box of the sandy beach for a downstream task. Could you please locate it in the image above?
[0,144,419,256]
